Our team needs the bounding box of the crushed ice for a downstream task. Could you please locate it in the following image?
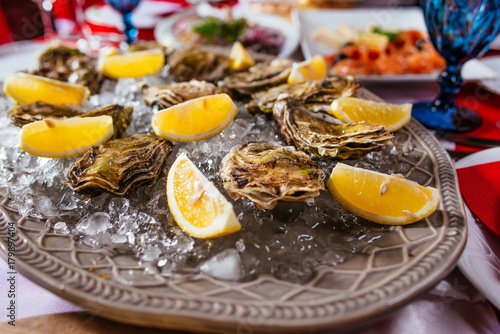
[0,71,422,284]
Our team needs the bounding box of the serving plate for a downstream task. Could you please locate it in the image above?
[293,7,494,83]
[154,5,300,58]
[0,42,466,332]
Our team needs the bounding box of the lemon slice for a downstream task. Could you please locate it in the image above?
[330,97,412,132]
[229,41,255,71]
[98,49,165,79]
[151,93,238,142]
[19,116,114,158]
[167,153,241,238]
[3,72,90,106]
[288,55,328,84]
[353,32,389,50]
[327,163,440,225]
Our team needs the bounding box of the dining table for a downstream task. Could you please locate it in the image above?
[0,1,500,333]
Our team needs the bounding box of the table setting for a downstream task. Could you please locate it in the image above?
[0,0,499,333]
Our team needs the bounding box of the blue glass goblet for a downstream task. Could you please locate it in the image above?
[105,0,142,44]
[412,0,500,132]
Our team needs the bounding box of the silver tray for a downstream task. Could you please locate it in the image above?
[0,85,466,332]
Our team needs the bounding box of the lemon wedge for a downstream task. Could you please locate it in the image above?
[19,116,114,158]
[3,72,90,106]
[327,163,440,225]
[229,41,255,71]
[167,153,241,238]
[330,97,412,132]
[151,93,238,142]
[98,49,165,79]
[353,32,390,50]
[288,55,328,84]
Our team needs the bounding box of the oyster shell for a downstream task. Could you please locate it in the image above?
[67,134,174,197]
[168,48,232,82]
[246,76,361,114]
[8,102,82,127]
[28,43,102,94]
[7,103,133,138]
[273,98,394,159]
[220,142,325,210]
[143,80,219,109]
[219,58,293,97]
[80,104,133,139]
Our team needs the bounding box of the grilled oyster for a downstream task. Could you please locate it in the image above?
[28,43,102,94]
[246,76,361,114]
[220,142,325,210]
[143,80,219,109]
[67,134,174,197]
[220,58,293,97]
[8,102,82,127]
[168,48,232,82]
[7,103,133,138]
[273,98,394,159]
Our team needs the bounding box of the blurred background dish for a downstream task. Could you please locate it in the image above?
[154,3,299,58]
[293,7,497,82]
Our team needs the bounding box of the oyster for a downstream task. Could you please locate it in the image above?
[168,48,232,82]
[8,102,82,127]
[219,58,293,97]
[273,98,394,159]
[220,142,325,210]
[143,80,219,109]
[7,103,133,138]
[80,104,133,139]
[246,76,361,114]
[67,134,174,197]
[28,43,102,94]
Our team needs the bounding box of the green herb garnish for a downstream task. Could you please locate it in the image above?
[300,169,314,175]
[372,27,400,41]
[193,17,249,44]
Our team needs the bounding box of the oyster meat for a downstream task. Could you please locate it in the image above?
[220,142,325,210]
[273,98,394,159]
[168,48,232,82]
[28,43,102,94]
[67,134,174,197]
[246,76,361,114]
[220,58,292,97]
[143,80,219,109]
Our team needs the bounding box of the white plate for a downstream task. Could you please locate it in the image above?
[456,147,500,310]
[154,4,300,58]
[477,56,500,95]
[293,7,495,82]
[85,0,185,29]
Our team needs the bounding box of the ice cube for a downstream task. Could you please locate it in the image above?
[141,246,162,262]
[111,234,127,244]
[53,222,70,234]
[199,249,244,281]
[76,212,111,236]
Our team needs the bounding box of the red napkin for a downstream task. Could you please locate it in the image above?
[456,160,500,238]
[454,83,500,154]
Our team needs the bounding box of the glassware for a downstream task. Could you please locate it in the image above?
[104,0,142,44]
[412,0,500,132]
[31,0,57,40]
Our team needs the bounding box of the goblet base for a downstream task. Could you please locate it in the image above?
[412,102,482,132]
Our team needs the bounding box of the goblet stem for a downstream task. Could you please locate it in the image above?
[433,63,463,110]
[412,63,482,132]
[122,12,138,44]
